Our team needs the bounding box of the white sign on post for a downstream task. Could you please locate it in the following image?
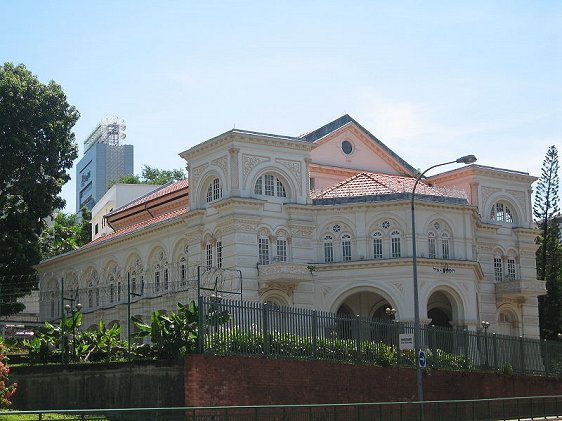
[399,333,414,350]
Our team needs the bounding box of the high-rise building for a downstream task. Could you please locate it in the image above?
[76,117,134,213]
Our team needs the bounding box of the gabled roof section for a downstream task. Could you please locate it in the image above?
[108,178,189,216]
[301,114,418,176]
[87,208,187,247]
[312,172,468,205]
[105,178,189,232]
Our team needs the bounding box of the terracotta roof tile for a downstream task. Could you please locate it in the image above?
[109,179,189,215]
[87,207,187,247]
[312,172,445,199]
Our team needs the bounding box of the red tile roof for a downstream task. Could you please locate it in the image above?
[312,172,445,199]
[87,207,187,247]
[109,179,189,215]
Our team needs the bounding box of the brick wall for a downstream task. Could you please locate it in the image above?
[185,355,562,406]
[11,360,184,410]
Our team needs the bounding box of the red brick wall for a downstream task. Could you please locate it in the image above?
[185,355,562,407]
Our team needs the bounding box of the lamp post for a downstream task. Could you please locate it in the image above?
[386,307,398,349]
[64,302,82,362]
[385,307,397,319]
[411,154,477,406]
[481,320,490,368]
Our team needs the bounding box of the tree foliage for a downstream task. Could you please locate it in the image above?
[0,63,79,316]
[534,145,562,339]
[111,164,186,186]
[39,207,92,259]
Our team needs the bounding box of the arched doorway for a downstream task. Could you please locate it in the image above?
[334,290,396,341]
[427,291,456,328]
[427,307,451,328]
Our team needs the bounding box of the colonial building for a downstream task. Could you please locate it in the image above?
[37,115,545,338]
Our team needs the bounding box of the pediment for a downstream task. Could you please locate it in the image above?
[307,117,415,177]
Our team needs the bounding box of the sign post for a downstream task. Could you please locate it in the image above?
[399,333,414,350]
[419,350,427,368]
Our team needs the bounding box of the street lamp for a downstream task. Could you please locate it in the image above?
[411,154,477,405]
[385,307,397,319]
[64,302,82,361]
[481,320,490,368]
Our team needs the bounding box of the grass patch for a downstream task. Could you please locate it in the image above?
[0,411,107,420]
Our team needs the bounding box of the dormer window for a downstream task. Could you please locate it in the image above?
[206,178,222,203]
[254,174,287,198]
[490,202,514,223]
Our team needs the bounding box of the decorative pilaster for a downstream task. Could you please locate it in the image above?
[229,148,240,196]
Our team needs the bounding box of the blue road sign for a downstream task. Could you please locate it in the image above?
[419,350,427,368]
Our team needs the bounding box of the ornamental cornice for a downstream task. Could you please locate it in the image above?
[495,279,546,299]
[289,223,315,238]
[428,166,537,184]
[513,227,539,236]
[212,197,264,211]
[311,258,483,279]
[310,199,473,214]
[181,131,314,162]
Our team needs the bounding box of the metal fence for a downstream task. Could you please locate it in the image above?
[2,396,562,420]
[198,297,562,376]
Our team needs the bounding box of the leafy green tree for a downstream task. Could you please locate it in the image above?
[110,165,186,187]
[132,301,200,359]
[140,165,186,185]
[39,208,91,259]
[534,145,562,339]
[0,63,79,316]
[112,174,141,185]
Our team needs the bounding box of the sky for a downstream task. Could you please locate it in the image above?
[2,1,561,212]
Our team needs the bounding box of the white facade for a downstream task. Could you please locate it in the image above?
[91,183,163,240]
[37,115,545,339]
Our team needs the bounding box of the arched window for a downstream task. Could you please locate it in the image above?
[216,241,223,268]
[391,230,401,258]
[342,234,352,261]
[254,174,287,197]
[276,238,287,262]
[324,235,334,263]
[498,310,518,336]
[490,202,514,223]
[258,236,270,265]
[441,232,450,259]
[206,243,213,269]
[428,232,436,259]
[372,231,383,259]
[506,252,517,280]
[179,257,187,287]
[206,177,222,203]
[130,270,137,295]
[154,263,161,292]
[494,254,503,282]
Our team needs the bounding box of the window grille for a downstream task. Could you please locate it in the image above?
[258,237,270,265]
[277,239,287,262]
[391,231,401,258]
[342,234,352,261]
[494,257,503,282]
